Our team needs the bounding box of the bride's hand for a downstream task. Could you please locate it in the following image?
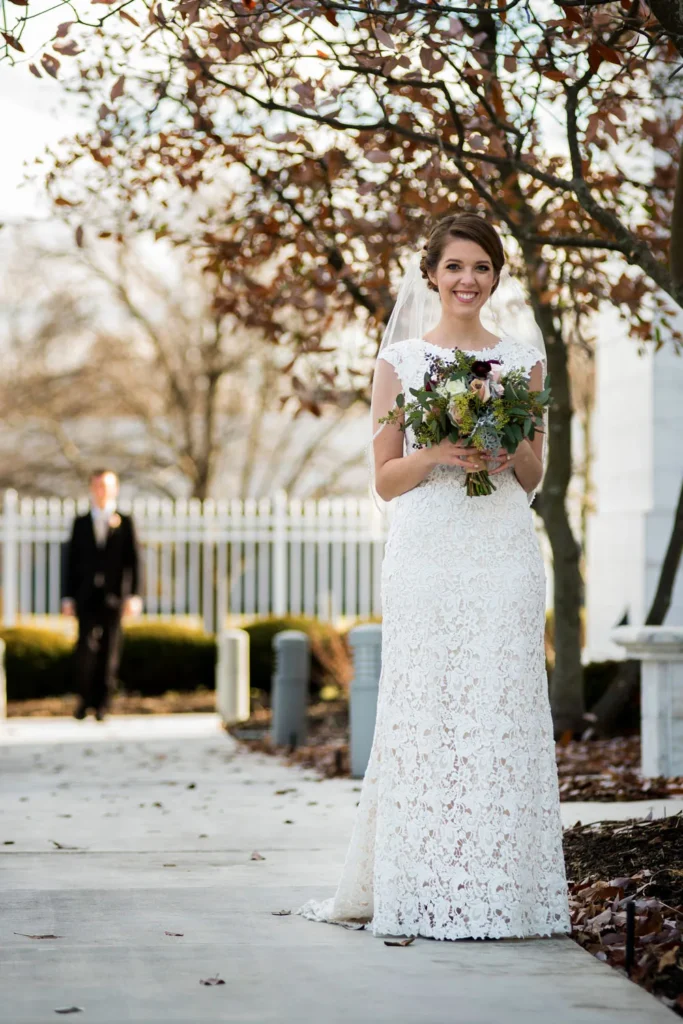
[486,447,515,475]
[425,439,487,472]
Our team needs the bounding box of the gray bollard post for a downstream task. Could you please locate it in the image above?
[0,638,6,720]
[271,630,310,747]
[349,624,382,779]
[216,629,250,726]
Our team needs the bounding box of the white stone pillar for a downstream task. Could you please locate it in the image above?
[215,629,250,726]
[585,307,683,662]
[611,625,683,777]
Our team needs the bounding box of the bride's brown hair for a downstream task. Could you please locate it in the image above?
[420,213,505,294]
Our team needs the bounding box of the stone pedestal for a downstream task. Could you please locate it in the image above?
[349,624,382,779]
[216,629,250,726]
[271,630,310,747]
[611,625,683,777]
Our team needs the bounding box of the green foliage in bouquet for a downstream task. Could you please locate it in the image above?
[381,349,551,497]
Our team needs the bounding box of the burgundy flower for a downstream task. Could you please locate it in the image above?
[471,359,497,378]
[424,379,434,392]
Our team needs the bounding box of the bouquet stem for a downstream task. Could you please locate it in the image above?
[466,469,496,498]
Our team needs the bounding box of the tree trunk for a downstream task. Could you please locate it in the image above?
[524,260,585,735]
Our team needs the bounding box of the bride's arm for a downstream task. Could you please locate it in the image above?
[502,361,545,494]
[372,359,474,502]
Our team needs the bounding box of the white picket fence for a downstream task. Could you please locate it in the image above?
[0,489,388,632]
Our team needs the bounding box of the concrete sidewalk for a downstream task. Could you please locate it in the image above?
[0,714,677,1024]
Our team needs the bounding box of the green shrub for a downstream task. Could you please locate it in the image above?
[118,622,216,696]
[2,621,216,700]
[243,616,352,697]
[1,627,74,700]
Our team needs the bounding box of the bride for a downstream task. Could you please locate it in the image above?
[297,213,571,941]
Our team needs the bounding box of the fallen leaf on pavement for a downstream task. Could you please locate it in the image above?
[15,932,63,939]
[200,975,225,986]
[271,910,291,916]
[384,937,415,947]
[250,851,265,861]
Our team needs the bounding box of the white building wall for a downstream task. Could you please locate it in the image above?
[585,304,683,661]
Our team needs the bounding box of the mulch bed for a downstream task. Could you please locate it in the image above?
[231,705,683,800]
[7,690,216,717]
[564,814,683,1016]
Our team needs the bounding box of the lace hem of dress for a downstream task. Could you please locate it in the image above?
[296,898,571,941]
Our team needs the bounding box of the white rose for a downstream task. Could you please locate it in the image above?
[445,378,467,396]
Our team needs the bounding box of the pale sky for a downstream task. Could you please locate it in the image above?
[0,4,90,223]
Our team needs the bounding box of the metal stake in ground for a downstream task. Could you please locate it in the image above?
[625,900,636,978]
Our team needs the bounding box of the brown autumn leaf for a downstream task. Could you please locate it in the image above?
[2,32,25,52]
[28,63,41,77]
[8,0,29,5]
[53,40,83,57]
[657,946,679,973]
[384,936,416,947]
[375,27,395,50]
[15,932,63,939]
[40,53,60,78]
[120,10,140,26]
[55,21,73,38]
[110,75,125,102]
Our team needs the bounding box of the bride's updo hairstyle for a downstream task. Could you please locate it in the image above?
[420,213,505,295]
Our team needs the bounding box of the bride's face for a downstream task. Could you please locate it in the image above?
[430,238,496,318]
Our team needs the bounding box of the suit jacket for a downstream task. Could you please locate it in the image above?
[62,511,142,615]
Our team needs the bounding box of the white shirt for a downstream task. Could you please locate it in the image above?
[91,503,116,548]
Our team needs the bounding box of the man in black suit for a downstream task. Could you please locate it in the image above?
[61,469,143,721]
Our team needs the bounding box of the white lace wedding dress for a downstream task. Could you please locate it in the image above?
[297,336,571,940]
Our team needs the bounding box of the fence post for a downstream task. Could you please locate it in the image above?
[273,489,288,617]
[349,624,382,778]
[216,628,250,725]
[271,630,309,747]
[2,490,18,627]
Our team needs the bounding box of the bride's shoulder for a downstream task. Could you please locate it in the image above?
[377,337,425,367]
[499,335,545,370]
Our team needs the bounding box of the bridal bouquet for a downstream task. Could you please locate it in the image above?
[380,350,551,497]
